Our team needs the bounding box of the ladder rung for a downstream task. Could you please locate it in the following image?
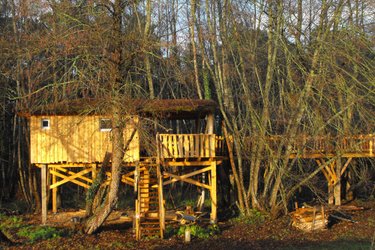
[141,222,160,225]
[142,228,160,231]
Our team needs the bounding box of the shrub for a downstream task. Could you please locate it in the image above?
[231,209,267,225]
[177,224,220,239]
[17,226,63,242]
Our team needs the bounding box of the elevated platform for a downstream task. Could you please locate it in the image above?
[265,134,374,159]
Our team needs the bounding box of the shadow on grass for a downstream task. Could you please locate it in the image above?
[155,238,373,250]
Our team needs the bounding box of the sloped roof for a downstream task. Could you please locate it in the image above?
[19,98,217,119]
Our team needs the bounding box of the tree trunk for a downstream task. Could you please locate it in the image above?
[84,125,137,234]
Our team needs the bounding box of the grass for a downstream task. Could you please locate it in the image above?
[17,225,64,242]
[230,209,267,225]
[177,224,220,239]
[0,212,69,243]
[282,240,372,250]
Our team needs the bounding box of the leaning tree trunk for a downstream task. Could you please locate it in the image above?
[85,152,111,217]
[84,121,137,234]
[84,110,123,234]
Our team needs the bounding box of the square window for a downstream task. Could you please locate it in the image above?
[41,119,50,129]
[100,118,112,132]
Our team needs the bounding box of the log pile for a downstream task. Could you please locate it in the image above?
[290,204,328,232]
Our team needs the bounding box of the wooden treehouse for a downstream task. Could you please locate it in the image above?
[256,134,375,205]
[21,99,225,239]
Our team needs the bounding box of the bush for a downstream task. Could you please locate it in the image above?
[17,226,64,242]
[231,209,267,225]
[177,224,220,239]
[0,215,23,230]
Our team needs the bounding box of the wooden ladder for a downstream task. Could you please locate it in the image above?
[136,165,164,239]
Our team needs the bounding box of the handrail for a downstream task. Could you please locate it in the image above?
[249,134,375,155]
[157,134,218,159]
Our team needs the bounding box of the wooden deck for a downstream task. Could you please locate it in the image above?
[261,134,374,158]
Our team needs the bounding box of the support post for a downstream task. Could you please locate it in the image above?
[207,113,214,134]
[157,164,165,238]
[135,199,140,240]
[52,168,57,213]
[41,164,47,224]
[92,164,97,180]
[210,161,217,223]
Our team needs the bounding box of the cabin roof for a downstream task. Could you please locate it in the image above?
[19,99,217,119]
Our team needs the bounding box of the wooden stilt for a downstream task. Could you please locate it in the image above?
[210,161,217,223]
[52,168,57,214]
[157,164,165,238]
[41,164,47,224]
[135,199,140,240]
[92,164,97,180]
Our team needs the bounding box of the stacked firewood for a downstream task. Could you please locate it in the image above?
[290,204,328,232]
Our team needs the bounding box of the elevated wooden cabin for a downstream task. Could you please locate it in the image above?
[20,98,224,239]
[29,115,139,164]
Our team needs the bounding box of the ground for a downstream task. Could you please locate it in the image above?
[1,200,375,250]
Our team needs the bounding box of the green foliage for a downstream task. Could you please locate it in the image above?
[0,214,23,230]
[0,213,70,243]
[110,241,135,248]
[164,225,177,238]
[177,224,220,239]
[231,209,267,225]
[17,226,65,243]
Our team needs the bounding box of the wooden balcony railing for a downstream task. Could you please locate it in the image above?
[265,134,374,156]
[157,134,223,159]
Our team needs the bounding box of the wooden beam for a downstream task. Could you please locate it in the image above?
[49,169,91,189]
[52,168,57,214]
[157,164,165,238]
[163,161,214,167]
[163,166,211,186]
[340,157,353,176]
[316,159,333,184]
[41,164,47,224]
[210,161,217,223]
[163,170,211,190]
[35,163,96,168]
[121,176,135,186]
[54,166,93,183]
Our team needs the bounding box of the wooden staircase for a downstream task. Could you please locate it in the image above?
[135,164,165,240]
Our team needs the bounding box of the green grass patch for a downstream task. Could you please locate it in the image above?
[0,214,23,230]
[177,224,220,239]
[17,225,66,243]
[1,212,69,243]
[230,209,267,225]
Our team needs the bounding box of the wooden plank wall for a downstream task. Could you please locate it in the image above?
[30,115,139,164]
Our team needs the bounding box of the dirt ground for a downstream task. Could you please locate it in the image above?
[1,200,375,250]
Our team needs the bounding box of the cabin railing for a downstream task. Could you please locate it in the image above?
[264,134,375,155]
[157,134,222,159]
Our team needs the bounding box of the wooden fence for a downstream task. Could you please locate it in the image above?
[157,134,224,159]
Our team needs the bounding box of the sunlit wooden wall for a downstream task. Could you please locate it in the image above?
[30,115,139,164]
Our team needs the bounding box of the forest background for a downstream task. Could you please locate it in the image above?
[0,0,374,218]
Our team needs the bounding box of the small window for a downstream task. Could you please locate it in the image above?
[41,119,50,129]
[99,118,112,132]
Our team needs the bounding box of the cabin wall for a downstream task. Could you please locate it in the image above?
[30,115,139,164]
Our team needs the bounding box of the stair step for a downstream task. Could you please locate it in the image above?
[142,227,160,231]
[141,221,160,225]
[141,232,160,236]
